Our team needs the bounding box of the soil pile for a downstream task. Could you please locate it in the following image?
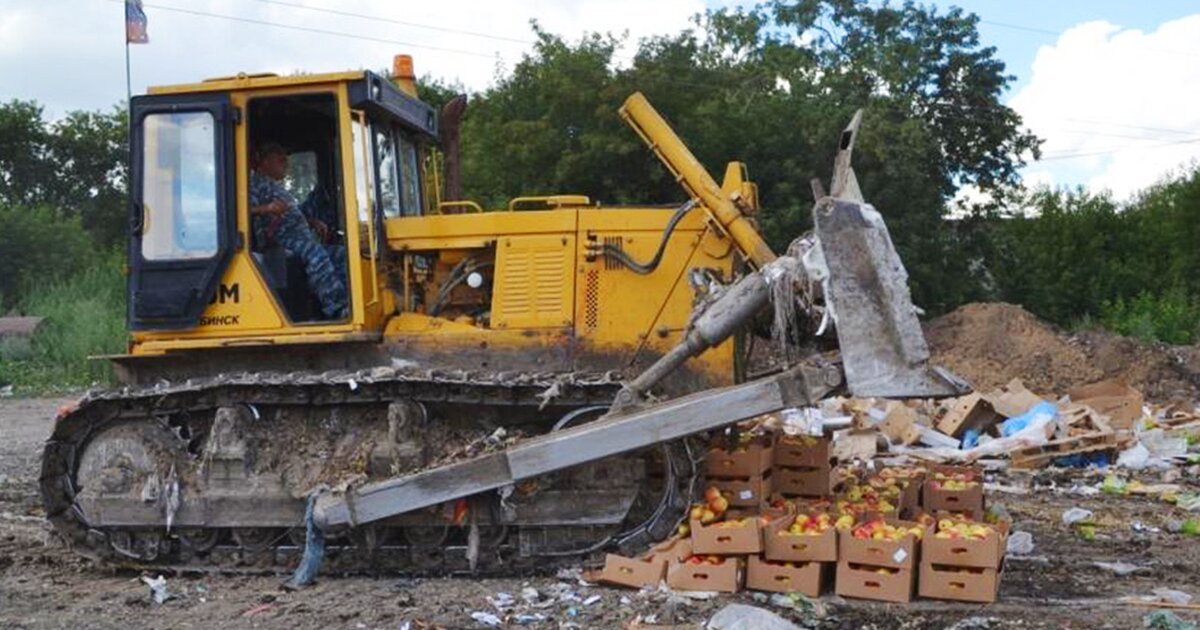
[925,302,1200,401]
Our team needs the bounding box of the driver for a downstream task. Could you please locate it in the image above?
[249,141,348,319]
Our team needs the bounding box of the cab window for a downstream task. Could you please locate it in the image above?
[141,111,218,260]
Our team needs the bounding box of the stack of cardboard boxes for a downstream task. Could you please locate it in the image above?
[705,433,775,513]
[772,433,835,499]
[597,442,1006,604]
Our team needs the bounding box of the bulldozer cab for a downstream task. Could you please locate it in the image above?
[127,70,436,340]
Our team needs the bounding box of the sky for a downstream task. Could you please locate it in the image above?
[2,0,1198,201]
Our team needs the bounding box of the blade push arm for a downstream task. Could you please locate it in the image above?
[619,93,776,269]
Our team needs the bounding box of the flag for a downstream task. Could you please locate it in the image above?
[126,0,149,44]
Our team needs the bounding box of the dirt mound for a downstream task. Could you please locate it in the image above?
[924,302,1200,401]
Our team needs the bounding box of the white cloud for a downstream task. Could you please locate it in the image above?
[0,0,710,117]
[1009,15,1200,199]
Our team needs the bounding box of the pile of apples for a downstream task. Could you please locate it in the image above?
[928,470,979,491]
[683,554,728,565]
[781,512,838,536]
[934,518,993,540]
[713,516,769,529]
[779,434,822,447]
[877,465,927,481]
[835,497,898,517]
[850,518,924,541]
[688,487,731,523]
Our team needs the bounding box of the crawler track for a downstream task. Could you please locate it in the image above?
[40,367,699,575]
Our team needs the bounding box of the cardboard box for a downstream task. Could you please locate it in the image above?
[936,393,1002,439]
[773,465,833,498]
[710,474,772,507]
[923,521,1008,569]
[597,553,667,588]
[666,556,743,592]
[923,466,985,518]
[773,435,831,468]
[838,519,920,569]
[831,429,878,462]
[879,404,923,446]
[644,535,694,565]
[745,555,826,596]
[919,563,1000,603]
[1068,379,1145,430]
[987,378,1044,418]
[835,561,915,603]
[691,518,763,555]
[705,436,774,478]
[762,515,838,562]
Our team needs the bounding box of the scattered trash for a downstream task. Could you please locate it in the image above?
[1118,443,1152,469]
[947,618,1001,630]
[1102,474,1128,495]
[1006,531,1035,555]
[1151,589,1194,606]
[488,592,515,611]
[1182,519,1200,537]
[1143,610,1197,630]
[1176,493,1200,511]
[471,611,503,627]
[141,575,172,604]
[0,384,13,398]
[240,603,275,618]
[1094,561,1148,576]
[515,613,547,625]
[706,603,802,630]
[1062,508,1094,525]
[583,594,602,606]
[1132,521,1161,533]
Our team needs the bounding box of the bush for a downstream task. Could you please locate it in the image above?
[1099,288,1200,345]
[0,253,125,392]
[0,203,99,310]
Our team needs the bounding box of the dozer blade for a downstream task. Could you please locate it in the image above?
[812,109,968,399]
[814,197,967,398]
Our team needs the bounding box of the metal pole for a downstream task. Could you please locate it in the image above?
[124,40,132,116]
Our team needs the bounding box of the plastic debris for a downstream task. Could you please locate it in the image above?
[515,613,547,625]
[1062,507,1094,525]
[488,592,515,610]
[1118,443,1151,470]
[706,604,802,630]
[1176,493,1200,511]
[999,401,1056,437]
[1151,589,1194,606]
[1006,531,1035,555]
[583,594,602,606]
[1143,610,1197,630]
[1094,561,1147,576]
[1132,521,1161,533]
[141,575,171,604]
[471,611,503,627]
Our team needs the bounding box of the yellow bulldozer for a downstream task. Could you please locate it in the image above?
[41,55,964,576]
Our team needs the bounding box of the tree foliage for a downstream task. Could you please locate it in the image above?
[451,1,1038,313]
[0,100,128,247]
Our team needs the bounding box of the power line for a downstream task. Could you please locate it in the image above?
[245,0,535,46]
[1038,136,1200,161]
[107,0,499,59]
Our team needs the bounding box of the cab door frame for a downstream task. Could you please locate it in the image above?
[128,93,238,331]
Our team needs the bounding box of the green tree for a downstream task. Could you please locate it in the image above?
[0,100,128,247]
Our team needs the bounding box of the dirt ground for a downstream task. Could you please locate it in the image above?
[2,398,1199,629]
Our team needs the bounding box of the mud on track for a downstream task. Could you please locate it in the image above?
[3,396,1200,629]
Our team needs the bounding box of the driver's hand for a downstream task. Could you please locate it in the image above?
[309,218,330,241]
[268,199,288,215]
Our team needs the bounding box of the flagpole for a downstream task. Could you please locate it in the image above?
[124,38,132,118]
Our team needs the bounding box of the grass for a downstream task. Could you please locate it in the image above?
[0,254,126,394]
